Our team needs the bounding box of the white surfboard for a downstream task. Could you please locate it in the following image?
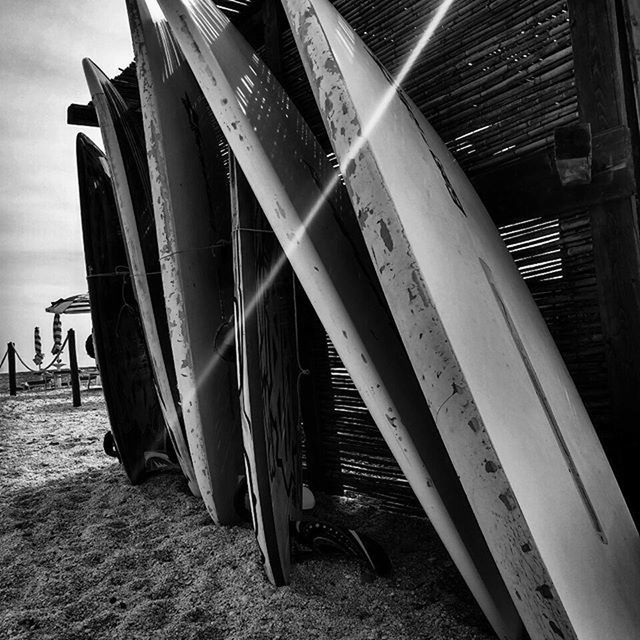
[83,59,200,498]
[125,0,244,524]
[283,1,640,638]
[154,1,523,636]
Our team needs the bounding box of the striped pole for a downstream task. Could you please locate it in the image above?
[33,326,43,368]
[52,314,62,354]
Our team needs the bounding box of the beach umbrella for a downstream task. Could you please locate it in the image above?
[52,314,62,354]
[33,326,43,367]
[46,293,91,315]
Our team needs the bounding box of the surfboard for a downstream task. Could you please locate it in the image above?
[283,1,640,638]
[83,59,200,498]
[125,0,243,524]
[77,132,173,484]
[154,2,523,636]
[229,155,302,585]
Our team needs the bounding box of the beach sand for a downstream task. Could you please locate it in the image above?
[0,384,494,639]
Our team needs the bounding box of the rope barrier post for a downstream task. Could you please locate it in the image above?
[8,342,17,396]
[68,330,81,408]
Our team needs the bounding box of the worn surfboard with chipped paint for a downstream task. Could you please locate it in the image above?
[230,156,302,585]
[283,0,640,638]
[77,133,172,485]
[125,0,243,524]
[155,0,523,636]
[83,58,200,498]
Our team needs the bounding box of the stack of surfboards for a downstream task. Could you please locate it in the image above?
[75,0,640,637]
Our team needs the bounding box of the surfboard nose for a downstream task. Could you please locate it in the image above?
[82,58,109,97]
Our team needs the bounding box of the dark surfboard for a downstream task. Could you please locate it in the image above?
[230,157,302,585]
[77,133,171,484]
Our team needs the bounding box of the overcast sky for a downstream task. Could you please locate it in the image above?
[1,1,134,370]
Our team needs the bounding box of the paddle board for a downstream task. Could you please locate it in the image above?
[83,58,200,498]
[125,0,243,524]
[77,133,172,484]
[283,1,640,638]
[230,155,302,585]
[154,2,523,636]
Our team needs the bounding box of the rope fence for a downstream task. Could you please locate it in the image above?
[3,330,83,407]
[13,334,70,374]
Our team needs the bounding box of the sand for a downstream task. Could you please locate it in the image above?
[0,383,495,639]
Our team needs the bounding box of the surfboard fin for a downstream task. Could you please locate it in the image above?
[103,431,120,460]
[292,520,392,577]
[234,476,316,522]
[143,451,180,472]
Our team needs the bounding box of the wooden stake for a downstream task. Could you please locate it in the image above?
[68,329,81,408]
[8,342,16,396]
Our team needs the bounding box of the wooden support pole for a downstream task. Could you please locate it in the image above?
[8,342,16,396]
[68,330,81,408]
[567,0,640,521]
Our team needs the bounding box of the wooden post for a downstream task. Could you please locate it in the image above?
[68,330,81,407]
[567,0,640,521]
[8,342,16,396]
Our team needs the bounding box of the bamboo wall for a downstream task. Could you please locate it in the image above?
[273,1,615,512]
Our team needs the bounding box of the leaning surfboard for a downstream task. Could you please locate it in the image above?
[154,1,523,636]
[283,1,640,638]
[77,133,172,484]
[125,0,243,524]
[83,58,200,498]
[230,155,302,585]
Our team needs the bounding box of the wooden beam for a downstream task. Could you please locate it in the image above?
[68,329,81,408]
[473,126,635,224]
[67,103,98,127]
[567,0,640,522]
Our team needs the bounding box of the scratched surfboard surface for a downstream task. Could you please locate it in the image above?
[283,0,640,638]
[155,1,522,636]
[126,0,243,523]
[77,133,169,484]
[231,158,302,585]
[84,59,199,496]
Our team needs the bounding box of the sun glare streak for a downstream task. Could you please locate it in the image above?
[178,0,455,405]
[337,0,456,177]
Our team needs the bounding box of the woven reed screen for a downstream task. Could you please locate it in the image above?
[276,1,609,512]
[279,0,578,174]
[104,0,608,514]
[304,210,608,514]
